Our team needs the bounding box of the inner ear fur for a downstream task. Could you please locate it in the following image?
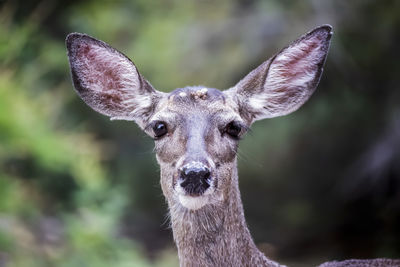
[66,33,163,128]
[226,25,333,123]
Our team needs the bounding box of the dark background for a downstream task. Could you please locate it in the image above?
[0,0,399,266]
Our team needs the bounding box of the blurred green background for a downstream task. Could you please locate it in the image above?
[0,0,399,266]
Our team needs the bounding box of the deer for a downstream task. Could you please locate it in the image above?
[66,25,400,267]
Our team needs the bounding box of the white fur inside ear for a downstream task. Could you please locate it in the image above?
[179,195,209,210]
[245,30,330,119]
[74,42,140,97]
[267,38,320,90]
[68,35,158,122]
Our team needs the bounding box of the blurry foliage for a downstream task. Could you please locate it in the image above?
[0,0,399,266]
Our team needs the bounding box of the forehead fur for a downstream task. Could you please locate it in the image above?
[152,86,242,122]
[168,86,225,106]
[149,86,240,124]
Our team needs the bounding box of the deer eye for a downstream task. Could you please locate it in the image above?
[225,121,242,138]
[153,121,168,138]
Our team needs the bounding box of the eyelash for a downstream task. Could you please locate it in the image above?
[223,121,247,139]
[149,121,168,139]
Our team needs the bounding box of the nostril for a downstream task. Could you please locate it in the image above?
[197,168,210,178]
[179,166,211,194]
[181,167,210,180]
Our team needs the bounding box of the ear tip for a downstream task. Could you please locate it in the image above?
[312,25,334,39]
[65,32,97,50]
[317,24,333,32]
[66,33,83,51]
[66,32,83,45]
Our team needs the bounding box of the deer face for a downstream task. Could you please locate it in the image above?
[66,25,332,210]
[146,87,246,210]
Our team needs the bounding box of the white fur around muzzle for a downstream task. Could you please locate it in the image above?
[178,195,210,210]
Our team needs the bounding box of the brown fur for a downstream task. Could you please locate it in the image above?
[66,25,398,266]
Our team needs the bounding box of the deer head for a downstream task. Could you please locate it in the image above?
[66,25,332,212]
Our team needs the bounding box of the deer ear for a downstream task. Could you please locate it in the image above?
[66,33,163,128]
[226,25,332,123]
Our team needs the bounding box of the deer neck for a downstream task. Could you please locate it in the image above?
[167,164,281,267]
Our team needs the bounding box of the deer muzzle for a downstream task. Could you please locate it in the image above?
[178,161,212,196]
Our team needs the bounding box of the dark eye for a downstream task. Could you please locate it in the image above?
[225,121,242,138]
[153,121,168,138]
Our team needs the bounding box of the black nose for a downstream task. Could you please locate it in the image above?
[180,165,211,195]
